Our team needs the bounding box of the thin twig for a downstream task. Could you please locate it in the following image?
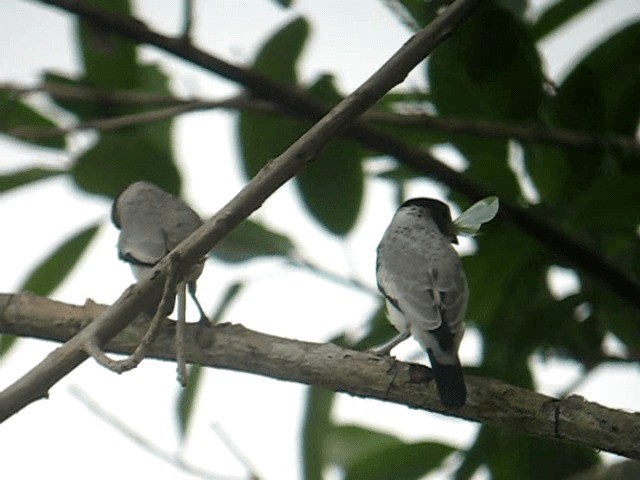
[181,0,194,43]
[2,81,638,154]
[286,256,378,295]
[68,386,237,480]
[210,422,262,480]
[176,281,188,386]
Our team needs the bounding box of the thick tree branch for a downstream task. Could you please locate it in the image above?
[2,292,640,460]
[0,0,480,420]
[32,0,640,309]
[3,81,638,154]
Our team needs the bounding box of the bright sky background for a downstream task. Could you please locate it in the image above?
[1,1,640,479]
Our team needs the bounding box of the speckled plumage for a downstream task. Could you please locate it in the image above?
[376,198,468,407]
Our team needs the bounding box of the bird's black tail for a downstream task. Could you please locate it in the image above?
[426,349,467,408]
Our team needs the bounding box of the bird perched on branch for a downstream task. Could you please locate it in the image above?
[111,180,208,321]
[376,198,468,407]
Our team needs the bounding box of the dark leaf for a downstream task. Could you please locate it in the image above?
[326,425,454,480]
[253,17,309,84]
[428,3,543,122]
[238,17,310,178]
[428,3,542,202]
[20,223,100,297]
[570,175,640,230]
[78,0,137,91]
[271,0,293,7]
[211,220,295,263]
[0,91,65,149]
[0,168,63,194]
[302,386,335,480]
[72,127,180,198]
[0,335,18,362]
[176,364,202,441]
[294,75,365,235]
[530,0,600,41]
[457,426,599,480]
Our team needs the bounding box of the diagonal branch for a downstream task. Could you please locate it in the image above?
[33,0,640,309]
[0,0,480,421]
[2,292,640,460]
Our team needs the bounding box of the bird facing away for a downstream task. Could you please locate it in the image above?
[376,198,468,407]
[111,181,207,320]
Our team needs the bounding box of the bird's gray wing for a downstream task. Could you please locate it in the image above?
[161,203,203,251]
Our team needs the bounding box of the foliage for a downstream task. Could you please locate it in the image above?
[1,0,638,479]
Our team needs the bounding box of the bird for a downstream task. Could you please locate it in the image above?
[111,180,208,321]
[376,198,468,407]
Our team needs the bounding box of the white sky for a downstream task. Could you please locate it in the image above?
[1,1,640,479]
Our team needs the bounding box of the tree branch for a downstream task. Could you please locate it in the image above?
[3,81,638,154]
[2,292,640,460]
[31,0,640,309]
[0,0,480,420]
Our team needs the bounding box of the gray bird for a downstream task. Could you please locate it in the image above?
[376,198,468,407]
[111,181,208,320]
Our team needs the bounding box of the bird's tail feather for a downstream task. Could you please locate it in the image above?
[426,349,467,408]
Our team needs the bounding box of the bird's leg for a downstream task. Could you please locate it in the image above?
[370,331,411,356]
[176,280,188,386]
[188,280,210,326]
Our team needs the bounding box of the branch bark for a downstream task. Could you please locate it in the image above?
[32,0,640,309]
[0,0,481,420]
[2,292,640,460]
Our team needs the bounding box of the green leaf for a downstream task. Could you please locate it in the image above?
[0,91,65,149]
[295,75,365,235]
[458,426,599,480]
[72,127,180,198]
[428,3,542,201]
[211,220,295,263]
[20,223,100,297]
[238,22,364,235]
[254,17,309,84]
[302,386,335,480]
[464,224,544,385]
[528,23,640,205]
[570,175,640,230]
[530,0,599,41]
[238,17,310,178]
[0,335,18,362]
[176,364,202,441]
[271,0,293,7]
[326,425,454,480]
[0,168,63,194]
[78,0,137,91]
[428,3,543,122]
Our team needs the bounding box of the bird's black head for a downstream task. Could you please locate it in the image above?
[400,198,458,244]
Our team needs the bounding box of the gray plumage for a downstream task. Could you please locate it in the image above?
[376,198,468,407]
[112,181,207,319]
